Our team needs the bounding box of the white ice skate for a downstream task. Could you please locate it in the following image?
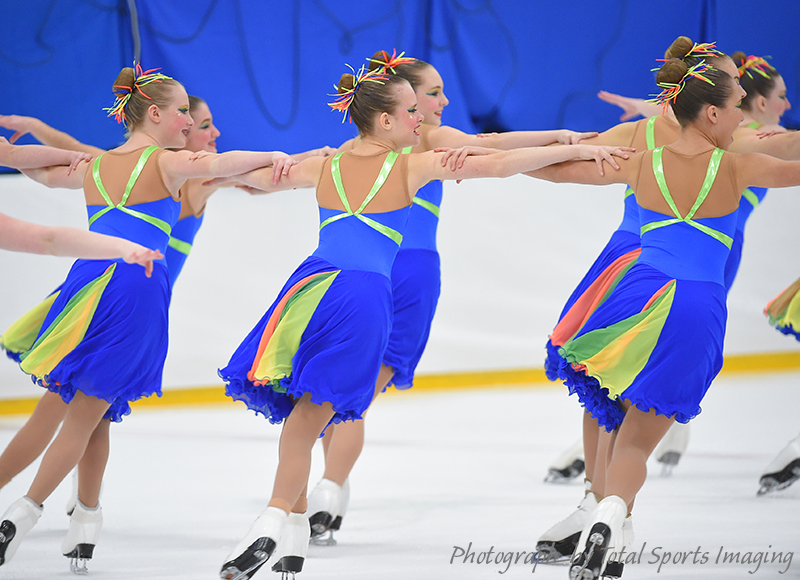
[0,496,43,566]
[535,482,597,563]
[307,478,345,545]
[654,422,691,476]
[569,495,627,579]
[62,499,103,575]
[545,439,586,483]
[758,433,800,496]
[66,469,78,516]
[221,507,287,580]
[270,512,310,579]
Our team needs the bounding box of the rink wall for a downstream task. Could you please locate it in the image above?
[1,173,799,405]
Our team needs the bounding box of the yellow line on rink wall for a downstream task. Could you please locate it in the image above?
[1,350,799,417]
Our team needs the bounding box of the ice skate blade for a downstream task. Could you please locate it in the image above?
[310,529,337,546]
[757,460,800,496]
[569,525,610,580]
[69,557,89,575]
[65,543,94,575]
[544,459,586,483]
[220,537,276,580]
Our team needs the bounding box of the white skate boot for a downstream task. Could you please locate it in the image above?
[270,512,310,579]
[66,469,78,516]
[758,433,800,496]
[535,481,597,562]
[654,422,690,476]
[0,496,43,566]
[569,495,627,579]
[310,478,349,546]
[221,507,287,580]
[62,499,103,575]
[307,478,343,545]
[545,439,586,483]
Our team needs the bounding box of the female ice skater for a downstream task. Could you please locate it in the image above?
[213,62,630,580]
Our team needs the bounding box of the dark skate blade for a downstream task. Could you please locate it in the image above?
[271,555,304,574]
[534,532,580,563]
[544,460,586,483]
[758,459,800,495]
[64,543,95,559]
[220,537,276,580]
[309,512,333,537]
[657,451,682,466]
[0,520,17,566]
[569,523,610,580]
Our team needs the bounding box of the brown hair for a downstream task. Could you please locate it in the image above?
[336,69,409,135]
[111,67,182,131]
[730,51,780,112]
[657,37,734,126]
[367,50,433,93]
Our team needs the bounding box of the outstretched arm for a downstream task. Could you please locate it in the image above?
[0,213,163,277]
[203,155,326,194]
[729,130,800,160]
[428,125,598,150]
[409,144,633,191]
[0,139,93,174]
[597,91,663,121]
[0,114,106,156]
[736,152,800,189]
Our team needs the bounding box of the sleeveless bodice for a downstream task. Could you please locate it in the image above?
[84,146,179,255]
[313,206,410,277]
[166,213,205,285]
[400,179,443,251]
[618,189,641,234]
[638,147,737,283]
[87,198,179,254]
[311,150,411,277]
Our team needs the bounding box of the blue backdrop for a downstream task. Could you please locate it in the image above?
[1,0,798,169]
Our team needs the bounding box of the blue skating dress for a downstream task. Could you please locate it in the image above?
[220,149,411,424]
[165,212,204,287]
[557,147,738,431]
[0,146,178,421]
[543,118,665,380]
[382,178,443,388]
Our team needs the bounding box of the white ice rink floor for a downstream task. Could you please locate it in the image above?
[0,371,798,580]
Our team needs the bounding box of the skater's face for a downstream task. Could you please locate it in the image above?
[386,82,423,147]
[761,76,791,125]
[184,102,220,154]
[415,65,449,127]
[158,85,194,149]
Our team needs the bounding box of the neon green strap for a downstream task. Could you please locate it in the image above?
[641,147,732,248]
[645,117,657,151]
[320,152,404,245]
[88,146,171,236]
[624,186,635,200]
[412,196,440,217]
[401,146,413,154]
[742,187,760,209]
[167,236,192,256]
[746,121,762,130]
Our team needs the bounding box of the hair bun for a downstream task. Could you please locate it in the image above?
[664,36,694,60]
[337,73,355,95]
[656,58,689,86]
[113,67,136,94]
[368,50,388,72]
[730,51,747,66]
